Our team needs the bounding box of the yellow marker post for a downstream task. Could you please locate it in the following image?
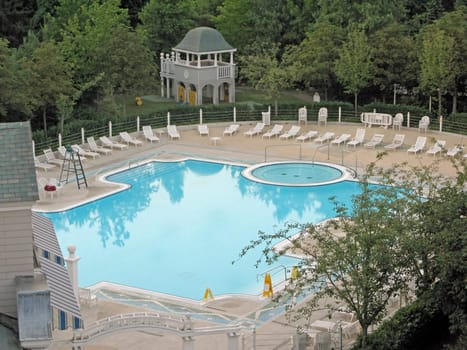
[262,273,273,297]
[203,288,214,301]
[291,266,300,280]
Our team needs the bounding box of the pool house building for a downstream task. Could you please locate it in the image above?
[159,27,236,105]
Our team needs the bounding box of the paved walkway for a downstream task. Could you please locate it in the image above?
[37,122,464,349]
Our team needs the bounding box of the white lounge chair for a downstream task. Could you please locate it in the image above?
[296,130,318,142]
[392,113,403,130]
[142,125,160,143]
[347,128,366,148]
[426,140,446,156]
[330,133,351,146]
[87,136,112,155]
[419,116,430,133]
[315,132,335,144]
[446,145,463,157]
[318,107,328,126]
[384,134,405,151]
[407,136,427,154]
[364,133,385,148]
[167,125,181,140]
[43,148,64,166]
[279,125,301,140]
[244,122,265,137]
[120,131,143,147]
[100,136,129,150]
[262,124,283,139]
[34,157,56,172]
[72,144,100,159]
[223,124,240,136]
[198,124,209,136]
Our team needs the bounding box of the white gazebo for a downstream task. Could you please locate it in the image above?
[160,27,236,105]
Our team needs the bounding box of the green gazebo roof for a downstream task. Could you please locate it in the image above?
[174,27,234,53]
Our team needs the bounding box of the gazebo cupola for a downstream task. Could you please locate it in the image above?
[160,27,236,105]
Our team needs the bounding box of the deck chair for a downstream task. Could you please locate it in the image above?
[244,122,265,137]
[392,113,403,130]
[407,136,427,154]
[384,134,405,151]
[347,129,366,148]
[364,133,384,148]
[71,144,100,159]
[223,124,240,136]
[426,140,446,156]
[298,106,307,124]
[167,125,181,139]
[87,136,112,155]
[318,107,328,126]
[100,136,129,150]
[296,130,318,142]
[34,157,56,172]
[198,124,209,136]
[418,116,430,133]
[120,131,143,147]
[446,145,463,157]
[330,133,351,146]
[43,148,64,166]
[315,131,335,144]
[58,146,87,161]
[279,125,301,140]
[142,125,160,143]
[262,124,283,139]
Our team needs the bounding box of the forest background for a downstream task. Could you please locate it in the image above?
[0,0,466,142]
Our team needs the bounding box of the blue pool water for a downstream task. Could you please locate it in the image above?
[43,160,362,300]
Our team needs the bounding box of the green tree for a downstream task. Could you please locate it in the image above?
[238,173,411,348]
[26,41,75,135]
[419,27,456,116]
[334,30,373,114]
[285,22,345,100]
[0,39,38,121]
[138,0,195,57]
[240,46,291,115]
[370,23,419,103]
[99,27,158,117]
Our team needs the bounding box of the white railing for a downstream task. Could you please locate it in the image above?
[218,65,232,79]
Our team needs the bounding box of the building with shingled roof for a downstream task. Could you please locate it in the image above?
[160,26,236,105]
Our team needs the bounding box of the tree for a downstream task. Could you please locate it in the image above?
[240,46,291,115]
[334,30,373,114]
[98,26,158,117]
[137,0,195,57]
[238,171,411,348]
[370,23,419,103]
[285,22,345,100]
[419,27,456,116]
[26,41,75,135]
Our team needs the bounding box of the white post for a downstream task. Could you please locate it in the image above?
[81,128,85,145]
[227,332,240,350]
[233,107,237,123]
[65,245,81,306]
[32,140,35,157]
[407,112,410,128]
[200,109,203,125]
[429,96,432,112]
[393,84,397,105]
[338,106,342,123]
[439,115,443,132]
[137,116,140,132]
[109,121,112,137]
[58,133,62,148]
[167,112,171,126]
[268,105,271,114]
[182,337,194,350]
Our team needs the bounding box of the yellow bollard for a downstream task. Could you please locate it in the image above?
[262,273,273,297]
[203,288,214,301]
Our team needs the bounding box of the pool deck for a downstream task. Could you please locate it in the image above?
[37,122,464,349]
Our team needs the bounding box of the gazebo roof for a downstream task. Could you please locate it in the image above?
[174,27,235,53]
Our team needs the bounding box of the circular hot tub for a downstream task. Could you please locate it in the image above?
[242,161,353,186]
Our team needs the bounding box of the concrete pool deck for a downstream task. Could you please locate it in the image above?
[36,122,465,349]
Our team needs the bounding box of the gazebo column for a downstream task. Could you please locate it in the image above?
[166,78,171,99]
[161,77,165,98]
[213,84,219,105]
[229,82,235,103]
[197,84,202,105]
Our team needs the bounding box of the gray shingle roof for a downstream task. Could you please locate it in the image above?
[174,27,234,53]
[0,122,38,203]
[32,212,63,259]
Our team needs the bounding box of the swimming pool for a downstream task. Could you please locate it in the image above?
[43,159,361,300]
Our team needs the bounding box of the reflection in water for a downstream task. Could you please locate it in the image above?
[43,160,362,298]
